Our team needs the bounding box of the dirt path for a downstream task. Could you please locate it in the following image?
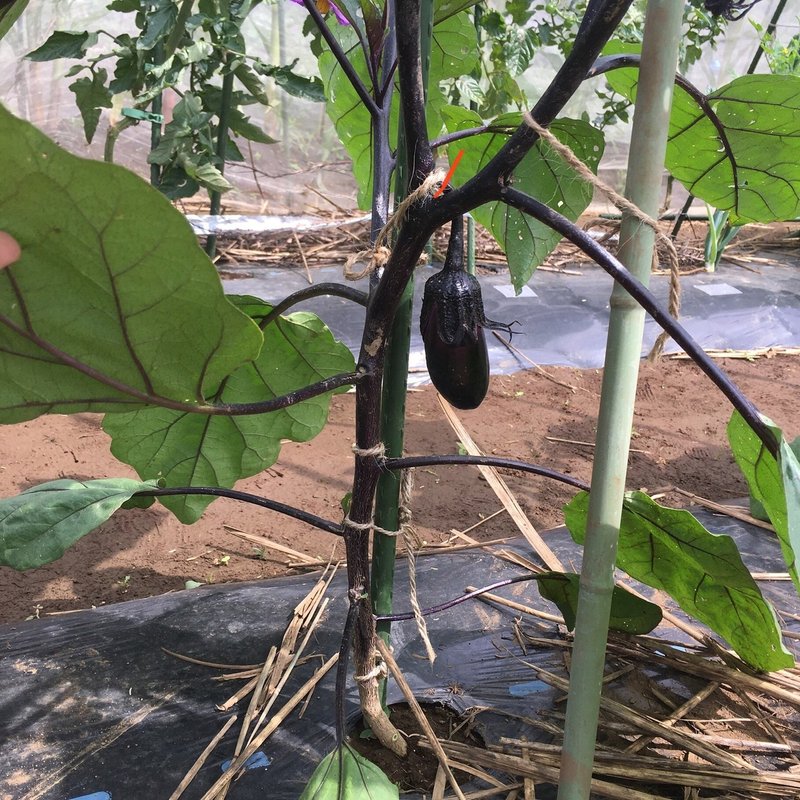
[0,356,797,624]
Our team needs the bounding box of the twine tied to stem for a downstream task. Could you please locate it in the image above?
[522,113,681,359]
[345,445,436,664]
[344,169,447,281]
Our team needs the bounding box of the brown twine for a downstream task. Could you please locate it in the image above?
[343,169,446,281]
[523,113,681,360]
[398,469,436,664]
[352,443,386,459]
[354,653,387,683]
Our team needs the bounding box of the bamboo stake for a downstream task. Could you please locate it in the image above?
[557,5,684,798]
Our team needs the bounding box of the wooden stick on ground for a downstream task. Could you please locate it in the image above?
[199,654,338,800]
[375,637,467,800]
[437,396,564,573]
[169,715,238,800]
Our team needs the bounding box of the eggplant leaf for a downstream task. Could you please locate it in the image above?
[442,107,603,292]
[0,104,263,423]
[728,411,800,594]
[299,746,399,800]
[0,478,158,570]
[565,491,793,671]
[605,64,800,224]
[536,572,662,634]
[103,297,355,523]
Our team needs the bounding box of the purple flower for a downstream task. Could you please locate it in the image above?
[289,0,350,25]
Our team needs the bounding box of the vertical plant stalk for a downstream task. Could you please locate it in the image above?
[205,65,235,259]
[556,3,684,799]
[371,0,433,661]
[149,40,164,188]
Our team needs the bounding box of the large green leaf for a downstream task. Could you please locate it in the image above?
[536,572,662,634]
[606,67,800,224]
[565,491,793,671]
[0,478,157,570]
[300,746,399,800]
[0,104,263,423]
[443,107,603,292]
[318,13,477,208]
[103,296,355,523]
[728,411,800,594]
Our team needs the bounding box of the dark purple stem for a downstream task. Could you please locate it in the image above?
[375,572,541,621]
[383,455,590,492]
[499,186,779,458]
[135,486,343,535]
[301,0,379,117]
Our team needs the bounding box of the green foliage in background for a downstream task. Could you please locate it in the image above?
[26,0,323,197]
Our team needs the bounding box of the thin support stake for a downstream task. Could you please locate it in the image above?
[556,3,684,799]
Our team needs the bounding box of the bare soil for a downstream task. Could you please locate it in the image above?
[0,355,798,625]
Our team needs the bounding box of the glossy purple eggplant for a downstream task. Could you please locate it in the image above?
[420,217,515,409]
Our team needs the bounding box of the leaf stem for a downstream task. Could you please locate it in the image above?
[0,308,365,416]
[301,0,379,117]
[375,572,539,621]
[383,455,590,491]
[498,186,779,458]
[258,284,368,329]
[135,486,343,535]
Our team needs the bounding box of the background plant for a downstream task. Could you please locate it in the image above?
[25,0,324,197]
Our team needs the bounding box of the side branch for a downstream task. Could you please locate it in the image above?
[259,284,368,329]
[499,186,779,457]
[588,54,738,188]
[213,371,364,415]
[383,455,590,492]
[135,486,343,535]
[301,0,379,117]
[439,0,634,215]
[376,572,540,621]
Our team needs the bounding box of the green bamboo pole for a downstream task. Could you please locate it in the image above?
[371,0,434,660]
[556,3,683,799]
[205,66,235,259]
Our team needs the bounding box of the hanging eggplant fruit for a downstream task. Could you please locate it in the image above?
[420,215,517,410]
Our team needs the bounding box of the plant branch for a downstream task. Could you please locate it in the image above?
[259,284,368,329]
[134,486,343,535]
[383,455,590,492]
[429,124,515,150]
[301,0,379,117]
[376,572,540,621]
[498,186,779,457]
[210,371,364,415]
[438,0,634,216]
[395,0,434,183]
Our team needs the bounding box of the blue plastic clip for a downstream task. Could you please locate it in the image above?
[68,793,111,800]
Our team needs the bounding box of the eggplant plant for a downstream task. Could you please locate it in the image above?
[1,0,800,797]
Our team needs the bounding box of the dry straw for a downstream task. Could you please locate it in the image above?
[343,169,445,280]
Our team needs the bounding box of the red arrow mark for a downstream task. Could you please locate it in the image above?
[433,149,465,198]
